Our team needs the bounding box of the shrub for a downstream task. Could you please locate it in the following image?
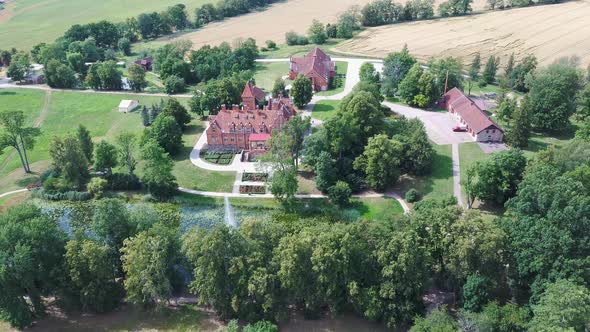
[285,31,309,46]
[31,188,91,201]
[88,177,108,198]
[405,188,420,203]
[107,173,142,190]
[265,40,277,49]
[164,75,185,94]
[328,181,352,207]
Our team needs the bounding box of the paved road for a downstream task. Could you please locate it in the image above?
[179,187,410,213]
[0,83,193,98]
[0,189,27,199]
[383,102,474,145]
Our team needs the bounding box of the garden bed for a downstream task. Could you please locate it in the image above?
[239,185,266,195]
[242,173,268,182]
[200,150,236,165]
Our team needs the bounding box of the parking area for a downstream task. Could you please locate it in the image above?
[383,102,475,145]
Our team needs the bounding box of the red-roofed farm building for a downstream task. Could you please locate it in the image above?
[206,82,296,151]
[441,88,504,142]
[289,47,335,91]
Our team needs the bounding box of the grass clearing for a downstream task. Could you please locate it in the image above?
[393,143,454,202]
[0,0,210,50]
[172,121,236,193]
[311,100,340,121]
[252,62,290,91]
[352,197,404,221]
[0,89,186,193]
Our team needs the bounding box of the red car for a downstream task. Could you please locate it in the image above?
[453,125,467,132]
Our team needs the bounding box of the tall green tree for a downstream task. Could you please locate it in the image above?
[505,98,532,148]
[502,163,590,301]
[162,98,191,130]
[291,75,313,108]
[76,125,93,163]
[505,52,515,77]
[144,115,183,155]
[127,63,147,92]
[141,139,177,199]
[529,279,590,332]
[307,19,327,44]
[116,132,137,175]
[271,78,288,98]
[91,198,133,253]
[340,90,384,143]
[121,231,174,307]
[0,204,66,329]
[353,134,403,191]
[315,151,337,192]
[49,135,89,189]
[428,56,464,98]
[381,45,417,96]
[482,55,500,84]
[284,115,311,169]
[468,52,481,95]
[65,239,124,312]
[93,141,118,175]
[468,149,527,205]
[526,63,582,131]
[0,110,40,173]
[359,62,379,83]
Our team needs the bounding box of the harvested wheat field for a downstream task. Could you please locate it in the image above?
[334,1,590,67]
[165,0,487,50]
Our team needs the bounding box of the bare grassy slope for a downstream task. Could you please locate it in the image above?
[334,1,590,66]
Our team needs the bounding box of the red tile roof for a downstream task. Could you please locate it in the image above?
[444,87,503,134]
[209,83,296,136]
[249,133,271,141]
[290,47,335,81]
[242,81,266,100]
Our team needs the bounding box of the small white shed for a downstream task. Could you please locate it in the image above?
[118,100,139,113]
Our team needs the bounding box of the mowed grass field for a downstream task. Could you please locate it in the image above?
[0,89,238,195]
[0,0,210,50]
[312,100,340,121]
[334,0,590,67]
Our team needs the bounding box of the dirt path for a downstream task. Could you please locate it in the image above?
[452,144,464,207]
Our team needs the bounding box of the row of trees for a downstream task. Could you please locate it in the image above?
[286,7,364,45]
[4,157,587,330]
[381,46,464,108]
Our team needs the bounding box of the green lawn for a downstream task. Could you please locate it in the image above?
[311,100,340,121]
[353,197,404,221]
[0,90,183,193]
[314,61,348,97]
[393,143,454,202]
[172,120,236,193]
[252,62,290,92]
[0,0,210,50]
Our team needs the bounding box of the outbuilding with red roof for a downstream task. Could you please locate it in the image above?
[289,47,336,92]
[441,88,504,142]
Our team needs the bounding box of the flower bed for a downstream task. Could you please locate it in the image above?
[201,150,236,165]
[242,173,268,182]
[239,185,266,195]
